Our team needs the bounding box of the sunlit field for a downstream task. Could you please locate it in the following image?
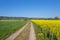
[0,20,26,40]
[32,20,60,40]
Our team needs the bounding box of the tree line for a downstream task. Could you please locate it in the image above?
[0,16,28,20]
[0,16,60,20]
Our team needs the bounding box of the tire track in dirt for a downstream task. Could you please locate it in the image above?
[29,22,36,40]
[14,22,31,40]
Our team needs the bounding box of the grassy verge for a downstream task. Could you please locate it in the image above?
[0,20,27,40]
[33,22,57,40]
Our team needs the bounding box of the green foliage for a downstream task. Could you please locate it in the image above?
[54,16,59,20]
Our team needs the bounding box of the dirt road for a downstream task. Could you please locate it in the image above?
[5,22,36,40]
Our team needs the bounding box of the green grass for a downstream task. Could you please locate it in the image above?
[33,23,45,40]
[0,20,27,40]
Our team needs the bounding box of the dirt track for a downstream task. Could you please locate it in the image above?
[5,22,36,40]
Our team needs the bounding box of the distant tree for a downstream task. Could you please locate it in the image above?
[54,16,59,20]
[0,16,4,20]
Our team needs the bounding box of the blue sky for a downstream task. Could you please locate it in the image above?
[0,0,60,18]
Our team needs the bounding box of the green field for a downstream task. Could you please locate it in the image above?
[0,20,27,40]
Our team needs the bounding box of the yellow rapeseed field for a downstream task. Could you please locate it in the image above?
[32,20,60,40]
